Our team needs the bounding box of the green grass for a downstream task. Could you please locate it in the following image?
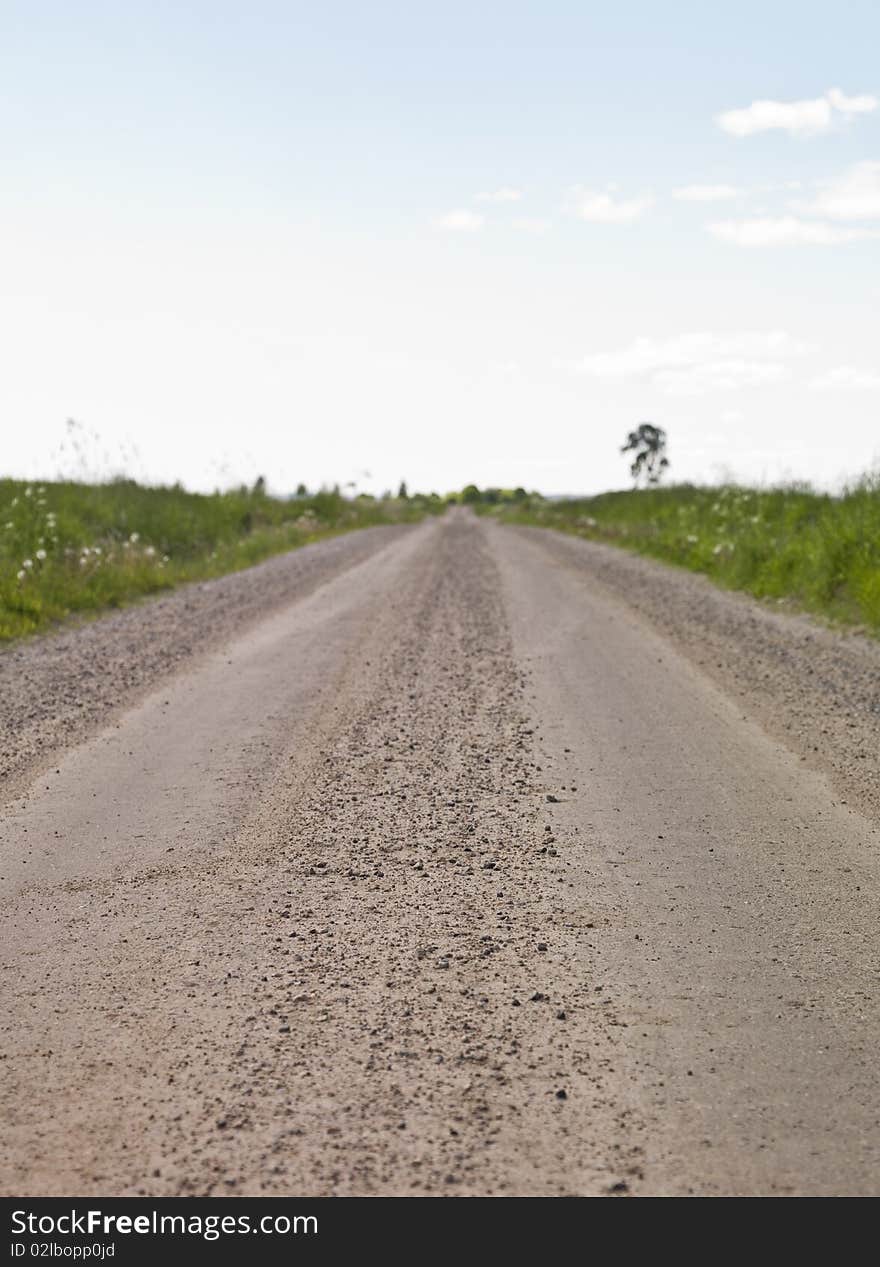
[8,474,880,642]
[0,479,434,641]
[496,477,880,633]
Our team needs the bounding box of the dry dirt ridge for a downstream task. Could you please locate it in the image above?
[1,509,879,1196]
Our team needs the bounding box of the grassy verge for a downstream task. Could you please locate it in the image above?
[495,479,880,633]
[0,479,434,641]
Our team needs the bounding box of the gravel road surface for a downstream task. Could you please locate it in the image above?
[2,510,879,1195]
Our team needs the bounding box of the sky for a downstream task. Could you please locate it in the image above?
[1,0,879,496]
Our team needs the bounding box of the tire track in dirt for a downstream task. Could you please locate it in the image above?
[0,524,412,802]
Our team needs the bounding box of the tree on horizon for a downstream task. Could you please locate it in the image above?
[621,423,670,486]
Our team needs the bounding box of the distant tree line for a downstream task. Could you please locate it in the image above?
[279,421,670,504]
[456,485,535,505]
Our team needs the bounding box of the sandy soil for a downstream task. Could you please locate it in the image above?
[0,524,410,801]
[2,510,879,1195]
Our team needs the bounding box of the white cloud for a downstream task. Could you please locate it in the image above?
[718,96,831,138]
[811,365,880,391]
[716,88,878,137]
[475,187,523,203]
[578,331,806,377]
[708,216,880,246]
[512,216,551,234]
[575,331,806,396]
[566,186,654,223]
[805,161,880,221]
[655,361,789,396]
[433,209,485,232]
[826,88,878,115]
[487,359,520,377]
[673,184,741,202]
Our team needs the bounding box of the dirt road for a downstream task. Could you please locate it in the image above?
[2,509,879,1195]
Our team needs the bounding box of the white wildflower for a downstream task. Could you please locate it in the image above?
[145,546,156,557]
[36,548,47,560]
[24,487,32,497]
[686,534,698,544]
[16,569,25,580]
[22,558,33,569]
[129,532,140,543]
